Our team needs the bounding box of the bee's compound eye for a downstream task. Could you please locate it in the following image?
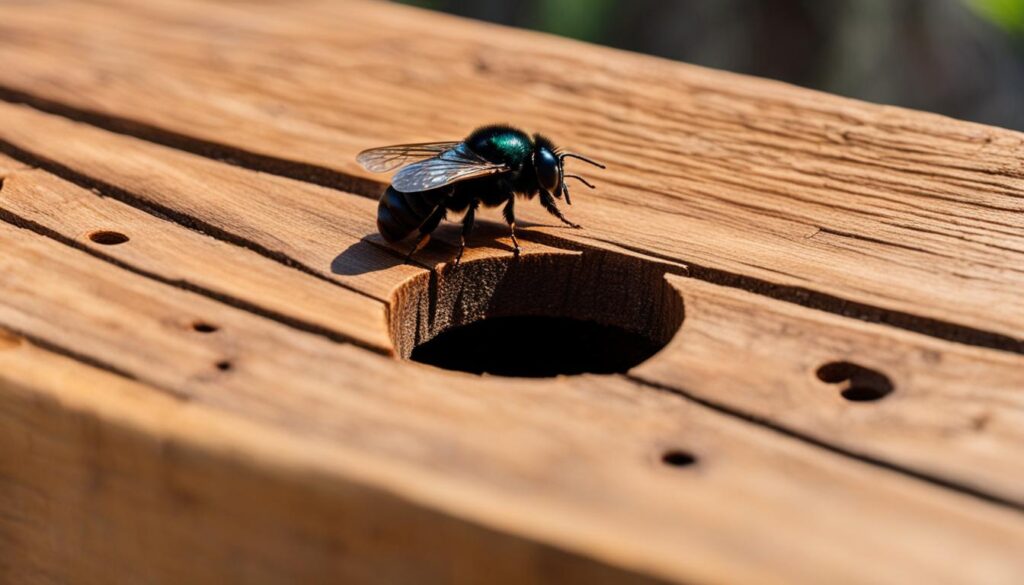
[535,148,561,193]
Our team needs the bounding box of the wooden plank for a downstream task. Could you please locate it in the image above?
[0,0,1021,347]
[0,168,391,352]
[2,213,1024,584]
[2,101,1022,508]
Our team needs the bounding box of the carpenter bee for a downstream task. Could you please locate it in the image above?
[357,124,604,264]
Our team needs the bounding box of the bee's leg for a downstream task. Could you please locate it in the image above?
[502,196,521,256]
[539,189,581,229]
[404,204,446,263]
[453,201,478,266]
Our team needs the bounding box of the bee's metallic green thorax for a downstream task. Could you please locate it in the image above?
[466,125,533,166]
[490,132,532,162]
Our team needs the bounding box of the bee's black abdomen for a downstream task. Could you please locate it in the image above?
[377,186,444,243]
[376,197,405,242]
[384,188,422,229]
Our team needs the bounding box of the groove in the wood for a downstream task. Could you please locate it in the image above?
[0,206,391,355]
[628,372,1024,514]
[0,84,384,196]
[0,137,386,308]
[0,89,1018,356]
[0,323,188,401]
[551,232,1024,355]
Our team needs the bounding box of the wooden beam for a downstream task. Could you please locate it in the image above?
[0,0,1020,347]
[1,215,1023,583]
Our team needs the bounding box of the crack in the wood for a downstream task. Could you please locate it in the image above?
[0,87,1021,356]
[816,226,945,257]
[0,84,384,196]
[0,137,388,306]
[521,230,1024,355]
[0,323,189,402]
[627,373,1024,514]
[0,206,391,356]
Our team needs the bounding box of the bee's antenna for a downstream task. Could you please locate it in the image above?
[565,174,596,189]
[560,153,606,169]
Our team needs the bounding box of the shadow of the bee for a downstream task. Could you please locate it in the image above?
[331,218,561,276]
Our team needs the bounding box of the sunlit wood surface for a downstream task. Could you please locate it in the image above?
[0,1,1022,583]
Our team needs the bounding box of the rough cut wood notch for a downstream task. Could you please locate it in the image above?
[0,0,1022,583]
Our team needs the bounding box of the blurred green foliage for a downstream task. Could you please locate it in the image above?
[967,0,1024,34]
[535,0,616,41]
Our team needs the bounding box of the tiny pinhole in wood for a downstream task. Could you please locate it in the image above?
[192,321,219,334]
[661,449,697,468]
[88,230,130,246]
[815,361,894,402]
[215,360,233,372]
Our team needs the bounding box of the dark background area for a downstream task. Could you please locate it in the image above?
[397,0,1024,131]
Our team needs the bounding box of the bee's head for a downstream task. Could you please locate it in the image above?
[532,134,605,206]
[532,134,562,197]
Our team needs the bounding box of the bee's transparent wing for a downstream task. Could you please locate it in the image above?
[392,143,508,193]
[356,141,461,173]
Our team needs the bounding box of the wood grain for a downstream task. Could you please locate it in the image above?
[0,1,1022,583]
[1,99,1022,508]
[0,0,1020,347]
[0,101,563,304]
[636,276,1024,503]
[1,168,392,352]
[0,339,661,585]
[2,217,1024,584]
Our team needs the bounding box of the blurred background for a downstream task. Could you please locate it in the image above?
[396,0,1024,131]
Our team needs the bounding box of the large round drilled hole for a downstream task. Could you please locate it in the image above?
[88,230,130,245]
[815,361,894,402]
[389,251,684,377]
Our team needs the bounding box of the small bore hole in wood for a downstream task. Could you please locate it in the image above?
[661,450,697,468]
[88,230,130,246]
[192,321,219,333]
[389,251,684,377]
[815,361,893,402]
[216,360,233,371]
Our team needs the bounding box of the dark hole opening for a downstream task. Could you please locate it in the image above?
[815,361,894,402]
[661,450,697,467]
[216,360,233,371]
[411,315,663,377]
[192,321,219,334]
[390,252,684,377]
[88,230,130,246]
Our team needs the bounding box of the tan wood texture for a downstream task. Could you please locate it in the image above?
[0,0,1021,345]
[2,217,1024,584]
[0,0,1022,583]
